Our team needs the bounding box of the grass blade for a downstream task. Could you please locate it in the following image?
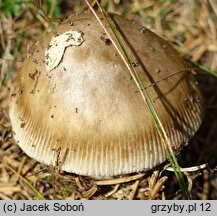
[84,0,191,199]
[0,159,45,200]
[187,60,217,78]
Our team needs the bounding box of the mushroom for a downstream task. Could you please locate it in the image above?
[9,12,203,178]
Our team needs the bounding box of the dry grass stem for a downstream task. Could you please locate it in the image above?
[95,173,146,186]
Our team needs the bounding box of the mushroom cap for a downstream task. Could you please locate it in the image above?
[9,12,203,177]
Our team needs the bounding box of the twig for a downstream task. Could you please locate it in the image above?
[165,164,208,172]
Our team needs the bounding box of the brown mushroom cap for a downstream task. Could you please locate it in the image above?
[9,12,203,177]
